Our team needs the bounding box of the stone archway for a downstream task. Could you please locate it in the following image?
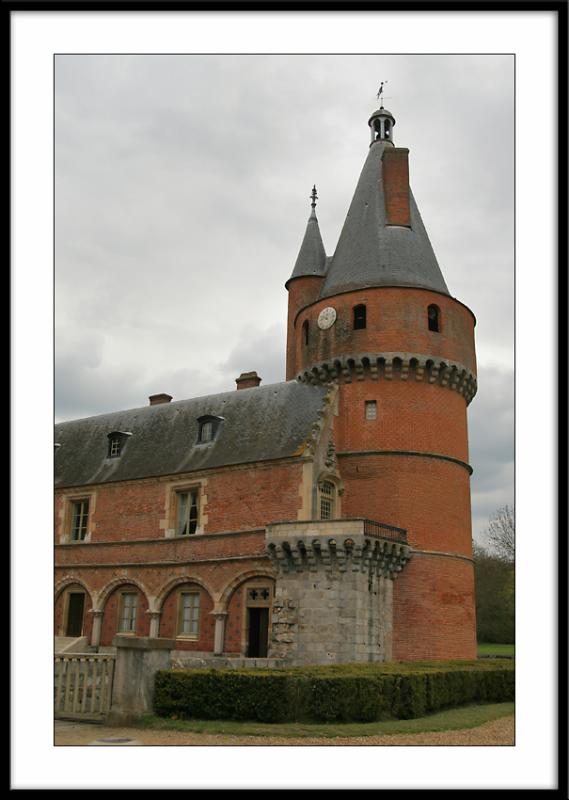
[54,578,94,640]
[219,570,276,657]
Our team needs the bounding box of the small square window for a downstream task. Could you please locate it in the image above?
[109,437,121,457]
[365,400,377,420]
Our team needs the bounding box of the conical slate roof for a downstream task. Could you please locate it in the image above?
[286,209,327,285]
[320,141,449,299]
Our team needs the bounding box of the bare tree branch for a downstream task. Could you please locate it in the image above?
[485,505,515,562]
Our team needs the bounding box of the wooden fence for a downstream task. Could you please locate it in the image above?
[54,654,115,721]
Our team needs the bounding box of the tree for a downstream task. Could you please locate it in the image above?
[473,542,515,644]
[485,504,515,562]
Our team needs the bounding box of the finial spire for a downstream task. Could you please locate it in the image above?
[310,185,318,210]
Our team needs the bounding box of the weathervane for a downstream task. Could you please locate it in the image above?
[376,81,392,108]
[310,185,318,210]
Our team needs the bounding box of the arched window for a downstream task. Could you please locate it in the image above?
[318,480,336,520]
[428,304,440,333]
[353,304,367,330]
[302,319,310,345]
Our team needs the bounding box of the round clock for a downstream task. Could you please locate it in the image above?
[317,307,337,330]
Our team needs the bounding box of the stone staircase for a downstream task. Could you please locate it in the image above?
[55,636,96,654]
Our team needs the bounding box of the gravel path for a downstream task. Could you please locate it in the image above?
[54,714,514,747]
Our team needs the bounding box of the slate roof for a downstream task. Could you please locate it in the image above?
[54,381,329,488]
[319,141,449,299]
[286,209,328,286]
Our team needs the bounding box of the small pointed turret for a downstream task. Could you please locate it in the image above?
[286,186,328,287]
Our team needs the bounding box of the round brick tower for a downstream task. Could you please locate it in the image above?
[285,104,478,661]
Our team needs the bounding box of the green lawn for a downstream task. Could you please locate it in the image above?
[477,643,515,657]
[137,702,514,739]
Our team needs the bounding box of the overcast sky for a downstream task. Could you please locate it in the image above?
[55,54,514,545]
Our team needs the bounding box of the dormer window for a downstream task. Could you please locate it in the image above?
[196,415,223,444]
[107,431,132,459]
[199,421,213,443]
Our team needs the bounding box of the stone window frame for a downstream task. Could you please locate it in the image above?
[60,490,96,544]
[176,587,202,640]
[315,473,343,521]
[117,590,138,634]
[241,578,274,657]
[174,487,200,536]
[365,399,378,420]
[164,479,207,538]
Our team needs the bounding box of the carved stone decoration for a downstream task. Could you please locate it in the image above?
[324,439,337,469]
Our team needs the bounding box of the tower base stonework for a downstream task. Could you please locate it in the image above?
[266,520,411,665]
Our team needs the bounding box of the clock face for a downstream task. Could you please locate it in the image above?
[317,307,337,330]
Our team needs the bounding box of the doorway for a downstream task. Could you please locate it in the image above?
[247,607,269,657]
[66,592,85,637]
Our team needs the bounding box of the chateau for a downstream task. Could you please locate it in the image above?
[55,102,478,665]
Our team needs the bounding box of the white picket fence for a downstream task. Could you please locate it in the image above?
[54,654,115,720]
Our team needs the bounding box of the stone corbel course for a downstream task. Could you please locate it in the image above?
[266,519,411,579]
[296,352,477,404]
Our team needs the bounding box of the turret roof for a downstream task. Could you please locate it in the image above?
[286,209,327,286]
[320,140,449,299]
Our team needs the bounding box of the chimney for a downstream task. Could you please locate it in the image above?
[235,371,262,390]
[382,147,411,227]
[149,393,173,406]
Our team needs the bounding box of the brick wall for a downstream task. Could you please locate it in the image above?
[292,287,476,376]
[340,454,473,555]
[392,556,477,660]
[286,276,326,379]
[335,380,470,462]
[55,460,304,545]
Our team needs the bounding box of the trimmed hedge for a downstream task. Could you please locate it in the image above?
[154,660,514,723]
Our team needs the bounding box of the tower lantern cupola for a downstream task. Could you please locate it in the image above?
[368,105,396,145]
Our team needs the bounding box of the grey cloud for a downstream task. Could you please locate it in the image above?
[55,54,514,539]
[468,365,514,543]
